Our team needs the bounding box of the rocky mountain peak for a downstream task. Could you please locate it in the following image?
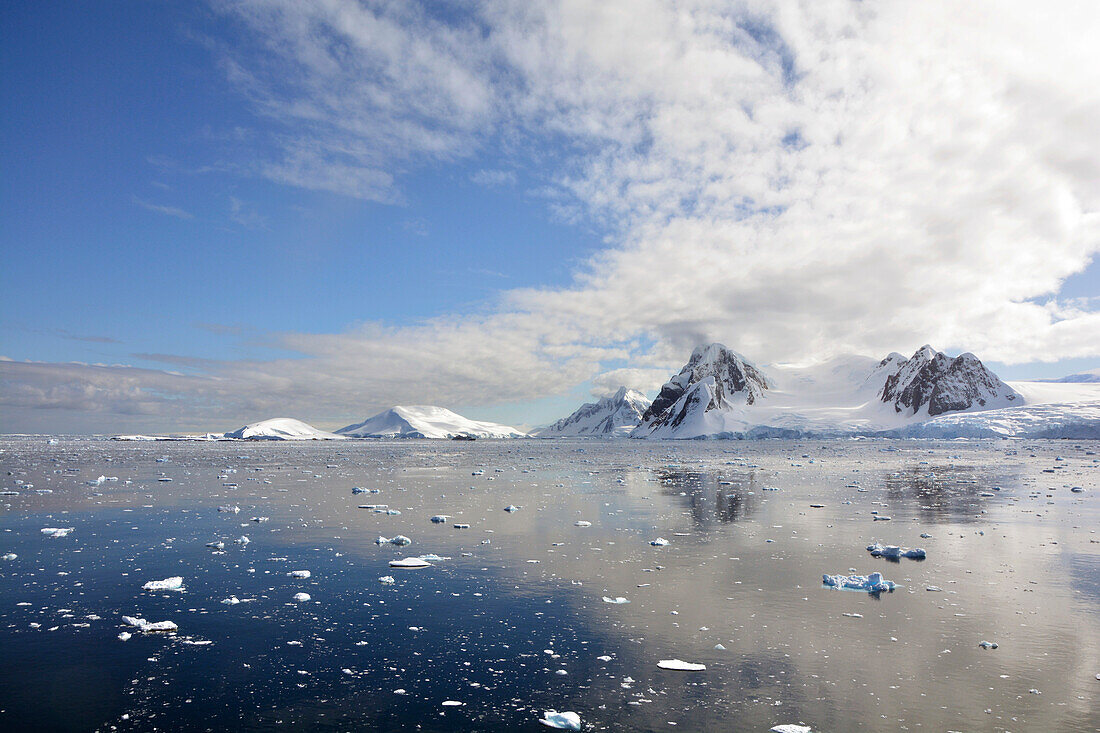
[879,346,1020,417]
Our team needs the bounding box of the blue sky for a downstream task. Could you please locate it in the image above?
[2,1,1098,434]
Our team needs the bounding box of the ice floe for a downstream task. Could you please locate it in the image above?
[822,571,896,593]
[142,577,184,592]
[866,543,926,559]
[540,710,581,730]
[41,527,74,538]
[657,659,706,671]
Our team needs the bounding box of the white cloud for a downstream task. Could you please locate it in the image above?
[7,0,1100,431]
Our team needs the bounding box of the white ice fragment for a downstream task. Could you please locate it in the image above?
[866,543,926,560]
[503,505,520,512]
[2,553,16,561]
[206,541,225,549]
[117,632,132,641]
[221,596,241,605]
[417,553,448,562]
[41,528,74,538]
[454,523,470,529]
[142,577,184,592]
[389,557,432,568]
[872,515,892,521]
[920,533,933,538]
[574,521,592,527]
[822,571,896,593]
[979,640,998,649]
[649,538,669,546]
[235,536,250,545]
[390,535,412,546]
[539,711,581,730]
[441,700,464,707]
[375,536,390,545]
[287,570,311,579]
[714,644,726,650]
[218,505,240,514]
[657,659,706,671]
[602,596,630,604]
[597,655,613,662]
[770,726,813,733]
[122,616,178,633]
[430,515,449,523]
[379,576,395,584]
[292,592,311,602]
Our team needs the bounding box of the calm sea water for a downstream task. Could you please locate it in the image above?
[1,437,1097,732]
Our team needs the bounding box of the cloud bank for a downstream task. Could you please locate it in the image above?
[4,0,1100,431]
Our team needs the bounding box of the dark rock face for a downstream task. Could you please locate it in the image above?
[637,343,769,432]
[880,346,1020,416]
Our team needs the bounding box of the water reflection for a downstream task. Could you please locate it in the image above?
[655,469,760,525]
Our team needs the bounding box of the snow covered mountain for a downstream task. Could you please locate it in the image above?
[632,344,770,438]
[624,343,1098,439]
[1038,368,1100,383]
[877,346,1021,416]
[336,406,526,439]
[535,387,651,437]
[224,418,343,440]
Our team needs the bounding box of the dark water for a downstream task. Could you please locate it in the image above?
[1,437,1097,732]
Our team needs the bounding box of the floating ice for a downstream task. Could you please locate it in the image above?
[770,726,813,733]
[2,553,16,561]
[41,528,74,538]
[503,505,520,512]
[649,538,669,546]
[979,640,998,649]
[822,571,896,593]
[122,616,178,633]
[287,570,311,579]
[602,596,630,604]
[379,576,395,584]
[117,632,132,641]
[430,515,449,523]
[574,521,592,527]
[235,536,250,545]
[417,553,448,562]
[375,536,390,545]
[539,711,581,730]
[441,700,464,707]
[867,543,926,560]
[206,541,225,549]
[292,592,311,602]
[218,505,240,514]
[390,535,412,546]
[872,515,892,521]
[454,523,470,529]
[389,557,431,568]
[657,659,706,671]
[221,596,241,605]
[142,577,184,592]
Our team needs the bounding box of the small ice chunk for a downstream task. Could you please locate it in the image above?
[375,536,390,545]
[221,596,241,605]
[920,533,933,539]
[872,515,892,521]
[41,528,74,538]
[902,548,926,559]
[122,616,178,633]
[657,659,706,671]
[234,536,250,545]
[218,505,240,514]
[441,700,464,707]
[417,553,448,562]
[574,521,592,527]
[389,557,431,569]
[206,541,225,549]
[503,505,520,512]
[602,596,630,604]
[770,726,813,733]
[822,571,896,593]
[454,523,470,529]
[142,577,184,592]
[117,632,132,641]
[539,711,581,730]
[2,553,17,561]
[379,576,395,584]
[430,515,449,523]
[292,592,311,602]
[714,644,726,650]
[389,535,412,546]
[979,640,998,649]
[287,570,311,579]
[649,538,669,546]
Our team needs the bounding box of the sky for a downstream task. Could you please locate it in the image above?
[2,0,1099,435]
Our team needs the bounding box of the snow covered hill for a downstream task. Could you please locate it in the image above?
[336,406,526,439]
[535,387,651,437]
[224,418,342,441]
